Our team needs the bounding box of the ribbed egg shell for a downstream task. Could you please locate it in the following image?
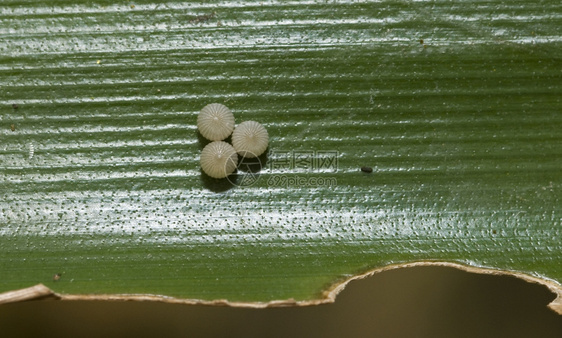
[197,103,235,141]
[232,121,269,158]
[200,141,238,178]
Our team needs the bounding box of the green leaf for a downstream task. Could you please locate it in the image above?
[1,0,561,308]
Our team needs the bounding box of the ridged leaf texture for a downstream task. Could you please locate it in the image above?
[1,0,561,302]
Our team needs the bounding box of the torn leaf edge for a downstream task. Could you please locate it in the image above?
[1,261,560,314]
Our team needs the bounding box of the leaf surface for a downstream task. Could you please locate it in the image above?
[1,0,561,303]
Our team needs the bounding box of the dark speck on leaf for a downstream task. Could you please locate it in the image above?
[189,12,217,24]
[361,166,373,173]
[12,104,18,109]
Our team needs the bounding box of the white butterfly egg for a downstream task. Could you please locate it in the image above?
[232,121,269,158]
[197,103,235,141]
[200,141,238,178]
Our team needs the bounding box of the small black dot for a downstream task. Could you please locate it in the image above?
[419,39,424,44]
[11,104,18,109]
[361,166,373,173]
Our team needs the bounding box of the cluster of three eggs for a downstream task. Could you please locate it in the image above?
[197,103,269,179]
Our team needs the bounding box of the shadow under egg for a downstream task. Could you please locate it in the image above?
[196,131,211,149]
[199,168,237,193]
[237,150,268,174]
